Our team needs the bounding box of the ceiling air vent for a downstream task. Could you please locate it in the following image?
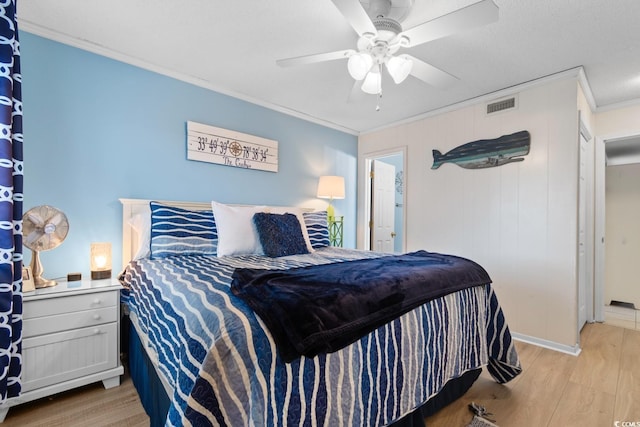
[486,96,517,115]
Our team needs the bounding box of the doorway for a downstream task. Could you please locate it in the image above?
[595,133,640,329]
[364,149,406,253]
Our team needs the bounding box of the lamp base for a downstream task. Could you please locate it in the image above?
[91,270,111,280]
[326,203,335,218]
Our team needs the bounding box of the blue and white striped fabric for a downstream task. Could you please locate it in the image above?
[150,202,217,259]
[121,248,521,426]
[302,211,330,248]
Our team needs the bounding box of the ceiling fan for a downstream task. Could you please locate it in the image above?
[277,0,498,98]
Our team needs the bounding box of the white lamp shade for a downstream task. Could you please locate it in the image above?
[348,53,373,81]
[361,68,382,94]
[317,176,345,199]
[386,55,413,84]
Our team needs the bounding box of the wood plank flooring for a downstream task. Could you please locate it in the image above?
[2,374,148,427]
[426,323,640,426]
[3,323,638,426]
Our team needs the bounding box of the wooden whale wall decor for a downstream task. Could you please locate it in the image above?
[432,130,531,170]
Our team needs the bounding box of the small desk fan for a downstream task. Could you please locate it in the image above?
[23,205,69,288]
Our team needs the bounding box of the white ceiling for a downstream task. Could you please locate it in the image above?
[18,0,640,134]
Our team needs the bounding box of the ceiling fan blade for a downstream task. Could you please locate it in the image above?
[401,0,498,48]
[277,49,355,67]
[405,55,458,88]
[347,79,366,103]
[331,0,377,37]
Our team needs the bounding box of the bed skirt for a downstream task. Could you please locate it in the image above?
[126,316,480,427]
[126,315,171,427]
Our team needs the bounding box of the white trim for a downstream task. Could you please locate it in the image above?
[357,146,407,251]
[362,67,592,135]
[512,332,582,356]
[19,22,359,136]
[576,67,597,112]
[23,20,618,138]
[594,137,607,322]
[579,115,593,142]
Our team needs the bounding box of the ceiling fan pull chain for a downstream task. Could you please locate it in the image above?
[376,91,382,111]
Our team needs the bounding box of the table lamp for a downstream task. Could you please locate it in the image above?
[317,175,345,218]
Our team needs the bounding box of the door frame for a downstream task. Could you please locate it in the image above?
[594,135,606,322]
[360,147,407,252]
[577,116,594,334]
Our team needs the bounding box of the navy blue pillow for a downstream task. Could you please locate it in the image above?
[253,213,309,258]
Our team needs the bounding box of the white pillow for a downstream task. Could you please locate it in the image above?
[265,206,314,253]
[211,201,267,257]
[129,213,151,260]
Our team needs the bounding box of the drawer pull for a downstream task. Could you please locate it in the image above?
[92,298,102,305]
[93,314,101,320]
[93,329,101,335]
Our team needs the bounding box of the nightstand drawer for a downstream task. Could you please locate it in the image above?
[23,290,118,320]
[22,322,119,392]
[23,307,117,338]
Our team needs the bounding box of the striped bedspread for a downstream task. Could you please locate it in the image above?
[120,247,521,426]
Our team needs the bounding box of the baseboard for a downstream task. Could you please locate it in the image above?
[604,304,638,330]
[511,332,581,356]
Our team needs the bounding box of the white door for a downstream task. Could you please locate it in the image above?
[578,132,589,330]
[371,160,395,252]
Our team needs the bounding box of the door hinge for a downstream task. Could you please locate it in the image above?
[370,171,374,179]
[369,220,373,228]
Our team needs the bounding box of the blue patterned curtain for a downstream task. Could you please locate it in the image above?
[0,0,23,401]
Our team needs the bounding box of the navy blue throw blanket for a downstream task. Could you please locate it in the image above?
[231,251,491,362]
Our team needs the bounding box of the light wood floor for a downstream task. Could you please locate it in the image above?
[426,322,640,426]
[2,373,149,426]
[3,323,638,426]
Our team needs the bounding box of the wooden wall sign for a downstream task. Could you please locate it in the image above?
[187,121,278,172]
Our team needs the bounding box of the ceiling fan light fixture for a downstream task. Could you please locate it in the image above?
[348,52,374,80]
[386,55,413,84]
[361,67,382,94]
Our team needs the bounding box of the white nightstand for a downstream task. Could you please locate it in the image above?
[0,278,124,422]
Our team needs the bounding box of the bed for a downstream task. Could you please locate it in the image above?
[118,198,521,426]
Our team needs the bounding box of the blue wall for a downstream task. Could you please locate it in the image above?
[20,32,357,279]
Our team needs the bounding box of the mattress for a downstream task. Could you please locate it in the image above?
[120,247,521,426]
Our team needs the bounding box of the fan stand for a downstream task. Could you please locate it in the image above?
[31,250,57,288]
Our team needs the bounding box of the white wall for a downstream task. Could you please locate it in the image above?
[359,76,582,349]
[596,104,640,136]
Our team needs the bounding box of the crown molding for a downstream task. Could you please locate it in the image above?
[361,67,594,135]
[18,21,359,136]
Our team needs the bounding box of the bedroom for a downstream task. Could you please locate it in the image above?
[1,0,640,425]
